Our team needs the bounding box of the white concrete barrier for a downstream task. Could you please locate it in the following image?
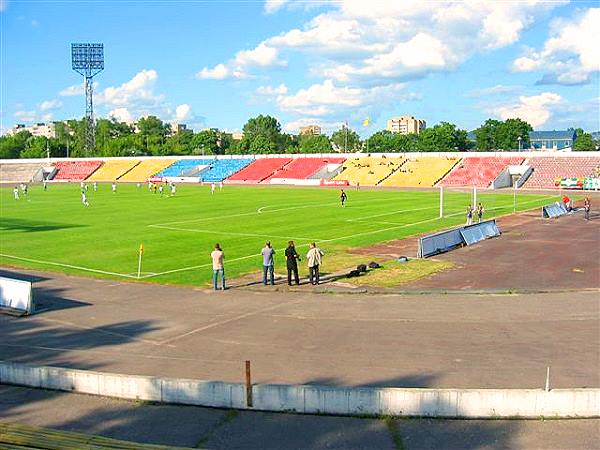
[1,361,598,418]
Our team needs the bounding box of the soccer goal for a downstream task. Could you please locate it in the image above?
[438,185,528,223]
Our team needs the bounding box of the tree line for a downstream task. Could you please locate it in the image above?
[1,114,597,159]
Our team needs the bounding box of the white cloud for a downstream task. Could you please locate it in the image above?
[108,108,134,123]
[492,92,562,128]
[256,84,288,96]
[39,99,62,111]
[197,63,234,80]
[512,8,600,85]
[282,118,343,135]
[14,110,36,122]
[196,42,282,80]
[274,79,411,122]
[59,81,99,97]
[199,0,563,89]
[468,85,522,98]
[174,104,192,122]
[97,69,163,108]
[265,0,289,14]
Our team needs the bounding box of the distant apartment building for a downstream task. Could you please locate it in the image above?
[7,122,56,139]
[386,116,426,135]
[231,132,244,140]
[170,123,187,134]
[299,125,322,136]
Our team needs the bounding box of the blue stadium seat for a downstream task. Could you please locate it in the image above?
[157,159,216,177]
[200,159,253,182]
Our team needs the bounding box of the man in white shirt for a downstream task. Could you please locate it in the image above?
[211,243,226,290]
[306,242,324,285]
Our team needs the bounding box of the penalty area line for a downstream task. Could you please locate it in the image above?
[0,253,139,279]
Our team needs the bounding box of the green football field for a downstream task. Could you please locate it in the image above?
[0,183,557,286]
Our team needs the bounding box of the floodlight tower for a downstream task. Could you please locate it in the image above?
[71,43,104,154]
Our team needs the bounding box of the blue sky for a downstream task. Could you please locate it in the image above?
[1,0,599,136]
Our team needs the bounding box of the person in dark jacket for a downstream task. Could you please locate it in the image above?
[285,240,300,285]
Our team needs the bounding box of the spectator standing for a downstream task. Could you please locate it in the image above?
[466,205,473,225]
[477,203,484,223]
[306,242,324,285]
[285,240,300,286]
[211,243,226,290]
[13,186,19,200]
[261,241,275,286]
[584,197,591,221]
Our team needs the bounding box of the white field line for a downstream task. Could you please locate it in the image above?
[149,224,319,242]
[0,253,138,279]
[148,196,408,228]
[142,195,555,279]
[347,205,438,222]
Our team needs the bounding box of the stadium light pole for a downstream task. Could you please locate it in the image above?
[71,43,104,155]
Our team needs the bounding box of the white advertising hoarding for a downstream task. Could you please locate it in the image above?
[0,276,34,314]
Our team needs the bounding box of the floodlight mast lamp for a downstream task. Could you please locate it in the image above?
[71,43,104,155]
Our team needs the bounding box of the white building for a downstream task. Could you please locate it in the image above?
[7,122,56,139]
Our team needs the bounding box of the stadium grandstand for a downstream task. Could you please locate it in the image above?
[333,156,407,186]
[87,159,141,182]
[118,159,176,182]
[522,156,600,188]
[52,160,102,181]
[157,159,216,178]
[265,157,346,183]
[200,158,253,182]
[226,157,292,183]
[380,157,460,187]
[440,157,524,188]
[0,162,47,183]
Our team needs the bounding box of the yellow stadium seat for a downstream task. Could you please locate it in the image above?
[119,159,176,182]
[333,157,406,186]
[380,157,460,187]
[87,159,141,181]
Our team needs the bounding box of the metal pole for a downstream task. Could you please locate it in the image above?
[439,186,444,218]
[545,366,550,392]
[473,186,477,209]
[513,183,517,213]
[245,360,253,407]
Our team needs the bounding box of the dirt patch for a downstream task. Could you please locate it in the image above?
[348,210,600,291]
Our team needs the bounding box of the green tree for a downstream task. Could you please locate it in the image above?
[573,130,595,151]
[0,131,31,159]
[298,134,332,153]
[365,130,394,153]
[474,118,532,151]
[331,126,361,152]
[240,115,283,154]
[138,116,170,139]
[191,129,222,155]
[496,118,532,150]
[416,122,467,151]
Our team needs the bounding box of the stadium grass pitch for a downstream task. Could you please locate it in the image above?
[1,183,556,287]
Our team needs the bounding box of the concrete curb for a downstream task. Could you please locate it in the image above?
[1,361,599,418]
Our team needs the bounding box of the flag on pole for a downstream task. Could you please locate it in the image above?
[139,243,144,254]
[363,117,370,127]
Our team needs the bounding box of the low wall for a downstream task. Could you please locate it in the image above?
[1,362,598,418]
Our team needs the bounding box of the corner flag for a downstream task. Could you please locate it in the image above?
[139,243,144,254]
